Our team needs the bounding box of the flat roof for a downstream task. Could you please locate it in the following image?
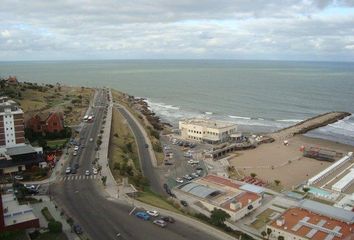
[6,144,37,156]
[2,193,38,227]
[300,200,354,223]
[270,207,354,240]
[239,184,265,194]
[180,182,221,198]
[180,119,236,129]
[332,168,354,192]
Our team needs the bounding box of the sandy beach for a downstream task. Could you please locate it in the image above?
[229,135,354,189]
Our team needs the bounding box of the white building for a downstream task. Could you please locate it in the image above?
[0,97,25,148]
[179,119,237,144]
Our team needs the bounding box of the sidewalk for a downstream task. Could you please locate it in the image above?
[31,196,79,240]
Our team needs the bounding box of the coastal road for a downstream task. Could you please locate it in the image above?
[51,89,219,240]
[116,106,165,196]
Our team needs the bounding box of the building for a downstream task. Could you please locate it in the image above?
[26,112,64,134]
[176,175,262,221]
[179,119,237,144]
[332,168,354,193]
[267,200,354,240]
[0,193,39,232]
[0,97,25,148]
[5,76,19,85]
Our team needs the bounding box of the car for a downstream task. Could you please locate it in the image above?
[175,177,184,183]
[85,170,90,176]
[74,146,79,151]
[14,175,24,180]
[135,211,150,221]
[65,167,71,174]
[153,219,167,228]
[71,168,77,174]
[161,216,175,223]
[180,200,188,207]
[92,168,98,175]
[89,138,94,142]
[73,224,83,234]
[144,144,149,148]
[73,151,78,156]
[183,174,193,181]
[191,172,199,178]
[146,210,159,217]
[74,163,79,169]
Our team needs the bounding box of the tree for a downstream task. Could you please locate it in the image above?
[303,186,310,193]
[261,231,267,239]
[210,208,230,226]
[48,221,62,233]
[278,236,285,240]
[274,180,281,186]
[250,173,257,178]
[101,176,107,186]
[267,228,272,239]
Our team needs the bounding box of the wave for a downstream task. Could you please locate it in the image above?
[228,115,251,120]
[204,112,213,115]
[277,119,303,123]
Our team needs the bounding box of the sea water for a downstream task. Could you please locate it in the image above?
[1,60,353,145]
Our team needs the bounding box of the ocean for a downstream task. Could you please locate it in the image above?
[1,60,354,145]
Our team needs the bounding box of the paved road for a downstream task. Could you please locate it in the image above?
[116,106,165,196]
[51,89,219,240]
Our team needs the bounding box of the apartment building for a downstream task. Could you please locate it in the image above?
[0,97,25,147]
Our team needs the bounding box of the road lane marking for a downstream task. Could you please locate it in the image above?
[129,207,137,215]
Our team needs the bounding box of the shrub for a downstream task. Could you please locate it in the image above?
[41,207,55,222]
[48,221,62,233]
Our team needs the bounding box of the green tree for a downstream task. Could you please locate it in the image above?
[250,173,257,178]
[48,221,62,233]
[267,228,272,239]
[278,236,285,240]
[210,208,230,226]
[274,180,281,186]
[261,231,267,239]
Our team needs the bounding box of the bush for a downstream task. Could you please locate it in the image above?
[41,207,55,222]
[48,221,62,233]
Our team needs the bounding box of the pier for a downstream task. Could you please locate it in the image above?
[269,112,351,141]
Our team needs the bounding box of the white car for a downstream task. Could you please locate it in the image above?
[146,210,159,217]
[74,146,79,151]
[92,168,98,175]
[85,170,90,176]
[175,177,184,183]
[153,219,167,228]
[14,175,24,180]
[65,167,71,174]
[73,151,78,156]
[89,138,94,142]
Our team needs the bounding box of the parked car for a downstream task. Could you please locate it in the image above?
[135,211,150,221]
[92,168,98,175]
[175,177,184,183]
[14,175,24,180]
[196,169,203,175]
[183,175,193,181]
[85,170,90,176]
[180,200,188,207]
[153,219,167,228]
[145,144,149,148]
[71,168,77,174]
[65,167,71,174]
[146,210,159,217]
[89,138,94,142]
[73,151,78,156]
[73,224,83,234]
[74,146,79,151]
[161,216,175,223]
[74,163,80,169]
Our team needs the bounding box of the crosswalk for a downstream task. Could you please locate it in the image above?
[58,175,99,182]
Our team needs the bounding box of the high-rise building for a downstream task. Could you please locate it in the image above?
[0,97,25,147]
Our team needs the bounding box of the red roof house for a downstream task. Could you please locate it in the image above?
[26,112,64,134]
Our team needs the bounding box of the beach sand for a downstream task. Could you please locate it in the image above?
[228,135,354,189]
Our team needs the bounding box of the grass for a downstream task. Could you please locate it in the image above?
[47,139,68,148]
[35,232,68,240]
[109,108,139,181]
[0,230,27,240]
[136,189,181,213]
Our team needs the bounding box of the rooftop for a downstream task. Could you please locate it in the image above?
[180,119,236,129]
[2,193,38,227]
[270,207,354,240]
[0,97,22,113]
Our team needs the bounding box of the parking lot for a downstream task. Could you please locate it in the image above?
[159,135,211,190]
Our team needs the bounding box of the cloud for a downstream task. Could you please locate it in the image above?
[0,0,353,61]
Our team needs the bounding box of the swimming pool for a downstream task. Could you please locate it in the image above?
[308,187,331,197]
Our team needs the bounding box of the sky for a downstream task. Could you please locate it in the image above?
[0,0,353,61]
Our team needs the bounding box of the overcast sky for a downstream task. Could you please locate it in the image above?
[0,0,353,61]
